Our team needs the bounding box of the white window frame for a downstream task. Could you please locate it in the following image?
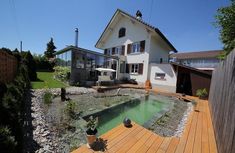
[107,48,112,55]
[131,42,140,53]
[130,64,139,74]
[155,73,166,80]
[115,46,122,55]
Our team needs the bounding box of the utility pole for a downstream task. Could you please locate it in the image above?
[20,41,22,52]
[75,28,78,47]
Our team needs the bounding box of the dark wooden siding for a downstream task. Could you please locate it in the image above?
[112,47,115,55]
[140,40,145,52]
[138,63,143,74]
[121,45,125,55]
[208,49,235,153]
[174,64,211,96]
[0,51,18,83]
[127,44,131,54]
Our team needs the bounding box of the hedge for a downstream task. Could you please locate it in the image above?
[0,50,31,153]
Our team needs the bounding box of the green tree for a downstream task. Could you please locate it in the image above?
[44,37,56,59]
[215,0,235,59]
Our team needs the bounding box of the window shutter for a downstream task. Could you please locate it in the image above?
[104,49,107,55]
[126,64,129,73]
[138,63,143,74]
[127,44,131,54]
[121,45,125,55]
[112,47,115,55]
[140,40,145,52]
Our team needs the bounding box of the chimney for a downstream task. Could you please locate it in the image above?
[75,28,78,47]
[136,10,142,20]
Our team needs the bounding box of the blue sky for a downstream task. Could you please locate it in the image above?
[0,0,230,54]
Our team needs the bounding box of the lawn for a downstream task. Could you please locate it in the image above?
[31,72,67,89]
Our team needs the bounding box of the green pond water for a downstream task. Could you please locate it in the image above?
[96,95,172,135]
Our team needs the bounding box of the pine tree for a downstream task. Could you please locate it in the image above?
[44,38,56,59]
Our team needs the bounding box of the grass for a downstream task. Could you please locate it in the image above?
[31,72,67,89]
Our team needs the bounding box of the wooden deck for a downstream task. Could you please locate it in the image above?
[72,98,217,153]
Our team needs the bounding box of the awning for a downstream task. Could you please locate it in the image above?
[95,68,116,72]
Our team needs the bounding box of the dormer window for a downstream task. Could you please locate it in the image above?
[118,27,126,38]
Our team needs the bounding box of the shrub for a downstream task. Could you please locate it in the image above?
[54,66,70,82]
[196,88,208,99]
[43,91,53,105]
[0,48,31,152]
[0,126,17,153]
[21,51,37,81]
[65,100,76,119]
[33,54,54,71]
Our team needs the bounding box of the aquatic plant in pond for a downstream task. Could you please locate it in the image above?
[43,91,53,105]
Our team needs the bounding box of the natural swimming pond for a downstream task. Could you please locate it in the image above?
[85,94,173,135]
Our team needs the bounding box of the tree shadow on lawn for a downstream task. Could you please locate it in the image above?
[34,78,43,82]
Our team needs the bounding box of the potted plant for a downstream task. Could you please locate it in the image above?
[196,88,208,99]
[86,116,98,147]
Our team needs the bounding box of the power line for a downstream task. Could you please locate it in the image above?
[149,0,154,23]
[9,0,21,46]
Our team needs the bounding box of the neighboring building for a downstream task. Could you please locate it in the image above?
[55,46,118,86]
[170,50,222,71]
[95,9,178,92]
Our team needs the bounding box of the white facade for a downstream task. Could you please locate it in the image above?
[100,16,151,83]
[149,63,177,92]
[95,9,177,91]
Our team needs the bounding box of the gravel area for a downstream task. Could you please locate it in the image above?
[147,99,194,137]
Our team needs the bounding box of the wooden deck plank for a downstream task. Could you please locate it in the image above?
[72,97,218,153]
[105,124,140,149]
[158,137,172,151]
[136,134,158,153]
[114,128,148,152]
[166,138,180,153]
[193,103,203,153]
[205,101,218,153]
[183,107,199,153]
[126,130,152,153]
[107,125,144,152]
[201,101,210,153]
[101,123,126,138]
[146,136,164,153]
[175,112,193,153]
[101,124,134,143]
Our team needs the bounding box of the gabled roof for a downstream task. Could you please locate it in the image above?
[171,62,212,76]
[95,9,177,52]
[170,50,223,59]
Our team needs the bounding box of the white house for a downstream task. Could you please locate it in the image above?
[95,9,178,92]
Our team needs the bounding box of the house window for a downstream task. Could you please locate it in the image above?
[104,48,112,55]
[155,73,166,80]
[131,64,139,74]
[131,42,140,53]
[115,46,122,55]
[118,27,126,38]
[76,54,85,68]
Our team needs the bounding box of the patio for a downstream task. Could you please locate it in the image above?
[71,96,217,153]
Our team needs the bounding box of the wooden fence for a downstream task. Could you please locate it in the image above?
[209,48,235,153]
[0,51,18,83]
